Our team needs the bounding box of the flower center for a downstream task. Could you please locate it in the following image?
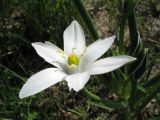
[68,54,79,66]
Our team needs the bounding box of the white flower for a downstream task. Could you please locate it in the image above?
[19,20,136,99]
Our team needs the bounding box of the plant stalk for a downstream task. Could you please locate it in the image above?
[119,14,127,52]
[128,10,139,112]
[128,11,138,51]
[124,105,132,120]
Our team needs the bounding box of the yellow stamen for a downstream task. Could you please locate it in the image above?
[68,54,79,66]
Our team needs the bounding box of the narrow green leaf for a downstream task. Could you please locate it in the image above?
[139,87,160,112]
[83,88,126,110]
[146,53,160,69]
[134,48,149,79]
[83,88,101,101]
[137,85,147,93]
[88,101,113,111]
[144,72,160,88]
[146,117,160,120]
[0,118,13,120]
[67,107,87,117]
[111,70,124,95]
[0,64,26,82]
[135,73,160,108]
[118,14,127,52]
[129,48,149,79]
[121,80,131,100]
[128,10,139,52]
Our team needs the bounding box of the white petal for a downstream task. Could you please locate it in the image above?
[52,62,67,70]
[63,20,86,56]
[66,64,79,74]
[66,72,90,92]
[32,42,66,68]
[19,68,67,99]
[44,41,55,46]
[86,55,136,75]
[80,36,115,69]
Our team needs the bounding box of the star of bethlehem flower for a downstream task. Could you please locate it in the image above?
[19,20,136,99]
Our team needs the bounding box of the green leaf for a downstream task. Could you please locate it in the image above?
[135,73,160,108]
[121,80,131,100]
[55,0,64,10]
[83,88,101,101]
[0,64,26,82]
[146,117,160,120]
[119,0,125,13]
[137,85,147,93]
[120,0,139,16]
[88,101,113,111]
[139,87,160,111]
[27,112,38,120]
[0,33,4,37]
[83,88,126,110]
[0,118,13,120]
[135,48,149,79]
[129,48,149,80]
[146,53,160,69]
[132,33,143,55]
[67,107,88,118]
[144,72,160,89]
[127,0,139,14]
[111,70,124,95]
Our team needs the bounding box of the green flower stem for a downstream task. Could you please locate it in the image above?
[124,105,132,120]
[128,11,139,113]
[73,0,99,40]
[119,14,127,52]
[128,11,138,51]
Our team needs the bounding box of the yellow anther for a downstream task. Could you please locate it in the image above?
[68,54,79,66]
